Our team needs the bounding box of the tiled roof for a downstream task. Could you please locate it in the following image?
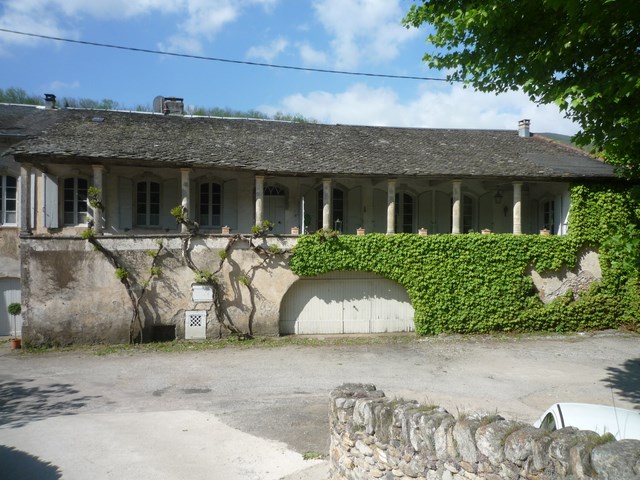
[0,104,60,141]
[4,105,616,180]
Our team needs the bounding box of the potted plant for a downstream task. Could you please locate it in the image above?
[7,302,21,349]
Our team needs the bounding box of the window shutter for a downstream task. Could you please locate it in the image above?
[347,186,361,233]
[223,179,237,230]
[118,177,132,230]
[43,173,58,229]
[162,179,179,230]
[30,173,36,229]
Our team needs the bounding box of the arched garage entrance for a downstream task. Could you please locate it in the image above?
[280,271,414,334]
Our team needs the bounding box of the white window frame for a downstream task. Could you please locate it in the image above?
[62,177,90,226]
[136,180,161,227]
[0,175,17,226]
[198,181,223,228]
[395,191,416,233]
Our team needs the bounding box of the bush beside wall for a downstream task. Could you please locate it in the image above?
[329,384,640,480]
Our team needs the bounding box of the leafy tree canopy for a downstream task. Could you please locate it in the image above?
[403,0,640,177]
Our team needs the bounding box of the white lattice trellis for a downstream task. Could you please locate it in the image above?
[185,310,206,339]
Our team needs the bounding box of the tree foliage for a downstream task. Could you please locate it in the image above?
[403,0,640,176]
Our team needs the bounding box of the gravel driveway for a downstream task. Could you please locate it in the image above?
[0,331,638,479]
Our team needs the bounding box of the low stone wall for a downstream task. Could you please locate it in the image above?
[329,384,640,480]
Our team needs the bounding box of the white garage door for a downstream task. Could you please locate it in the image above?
[0,277,21,336]
[280,271,414,334]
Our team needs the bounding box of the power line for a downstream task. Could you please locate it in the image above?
[0,27,452,82]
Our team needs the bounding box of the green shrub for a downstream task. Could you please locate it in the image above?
[290,183,640,334]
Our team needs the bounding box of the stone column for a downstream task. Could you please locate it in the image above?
[452,180,462,234]
[386,179,396,234]
[322,178,332,230]
[19,163,32,235]
[92,165,105,234]
[180,168,191,233]
[255,175,264,225]
[513,182,522,235]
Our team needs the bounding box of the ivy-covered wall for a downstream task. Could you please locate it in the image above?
[290,183,640,335]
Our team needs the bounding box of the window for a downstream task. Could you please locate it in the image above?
[0,175,17,225]
[264,185,286,233]
[317,187,344,231]
[463,195,474,233]
[395,192,414,233]
[543,199,555,233]
[136,181,160,226]
[451,194,476,233]
[63,177,89,225]
[199,182,222,227]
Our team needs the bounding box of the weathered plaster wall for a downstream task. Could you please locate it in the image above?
[20,235,299,346]
[529,248,602,303]
[330,384,640,480]
[0,228,20,278]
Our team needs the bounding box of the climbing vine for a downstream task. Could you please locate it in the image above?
[290,183,640,335]
[171,206,289,338]
[84,228,165,343]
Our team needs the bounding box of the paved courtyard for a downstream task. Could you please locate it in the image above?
[0,331,638,479]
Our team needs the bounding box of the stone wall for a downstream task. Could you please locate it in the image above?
[330,384,640,480]
[20,235,298,346]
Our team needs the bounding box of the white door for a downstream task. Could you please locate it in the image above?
[0,278,21,336]
[280,272,414,334]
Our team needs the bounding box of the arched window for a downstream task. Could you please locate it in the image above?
[395,192,414,233]
[0,175,17,225]
[317,187,345,231]
[264,185,286,234]
[452,194,476,233]
[199,182,222,227]
[463,194,474,233]
[136,181,160,226]
[542,199,555,233]
[63,177,89,225]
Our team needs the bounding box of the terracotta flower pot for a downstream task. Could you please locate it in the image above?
[10,338,21,350]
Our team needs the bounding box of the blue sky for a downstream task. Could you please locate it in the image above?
[0,0,578,134]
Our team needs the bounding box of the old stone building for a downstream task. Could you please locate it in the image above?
[0,97,618,344]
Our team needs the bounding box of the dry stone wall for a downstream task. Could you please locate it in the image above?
[330,384,640,480]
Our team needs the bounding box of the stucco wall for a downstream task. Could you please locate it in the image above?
[20,235,299,346]
[0,228,20,278]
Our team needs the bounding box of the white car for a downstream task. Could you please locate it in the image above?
[534,403,640,440]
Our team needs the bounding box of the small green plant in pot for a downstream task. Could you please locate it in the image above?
[7,302,21,349]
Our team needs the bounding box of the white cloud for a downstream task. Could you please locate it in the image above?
[247,37,288,62]
[297,42,327,66]
[47,80,80,90]
[0,0,279,55]
[263,83,579,135]
[312,0,419,69]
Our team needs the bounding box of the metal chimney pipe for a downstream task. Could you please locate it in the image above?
[44,94,56,109]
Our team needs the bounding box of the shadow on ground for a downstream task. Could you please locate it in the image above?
[0,445,62,479]
[0,379,99,428]
[603,358,640,409]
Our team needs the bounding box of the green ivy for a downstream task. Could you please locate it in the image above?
[290,183,640,335]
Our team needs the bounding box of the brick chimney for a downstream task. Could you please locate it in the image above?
[518,119,531,137]
[44,93,57,109]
